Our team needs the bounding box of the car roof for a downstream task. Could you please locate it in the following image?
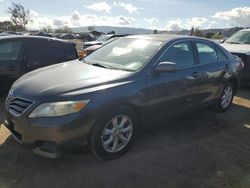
[0,35,73,43]
[126,34,209,42]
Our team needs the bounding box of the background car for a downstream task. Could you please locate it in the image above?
[221,29,250,85]
[82,34,128,49]
[0,35,78,85]
[4,35,242,160]
[81,37,119,57]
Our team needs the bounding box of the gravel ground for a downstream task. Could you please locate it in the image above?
[0,89,250,188]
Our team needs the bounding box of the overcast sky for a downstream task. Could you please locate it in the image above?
[0,0,250,30]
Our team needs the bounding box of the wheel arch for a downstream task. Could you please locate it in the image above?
[228,77,238,95]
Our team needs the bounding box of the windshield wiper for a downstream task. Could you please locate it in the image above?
[226,41,241,44]
[91,62,113,69]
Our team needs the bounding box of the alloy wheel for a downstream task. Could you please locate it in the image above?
[101,115,133,153]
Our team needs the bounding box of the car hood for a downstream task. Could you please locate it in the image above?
[85,45,102,51]
[12,60,131,99]
[83,41,103,46]
[221,43,250,55]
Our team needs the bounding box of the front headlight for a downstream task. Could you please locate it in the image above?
[29,100,89,118]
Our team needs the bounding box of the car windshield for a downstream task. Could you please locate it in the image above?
[226,30,250,44]
[84,38,163,71]
[96,35,112,42]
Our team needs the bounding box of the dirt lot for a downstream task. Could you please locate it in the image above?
[0,89,250,188]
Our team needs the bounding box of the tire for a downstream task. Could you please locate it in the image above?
[89,106,138,160]
[215,82,235,112]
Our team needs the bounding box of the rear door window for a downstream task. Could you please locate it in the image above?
[0,40,22,61]
[195,42,218,64]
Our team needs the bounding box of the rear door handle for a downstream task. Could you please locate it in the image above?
[7,65,17,71]
[191,71,201,78]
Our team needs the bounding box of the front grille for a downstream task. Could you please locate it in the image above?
[7,98,34,116]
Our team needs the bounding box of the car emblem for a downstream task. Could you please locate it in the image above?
[8,89,14,100]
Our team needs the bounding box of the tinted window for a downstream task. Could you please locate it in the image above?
[195,42,217,64]
[159,42,195,68]
[217,48,228,61]
[0,40,22,61]
[27,39,52,64]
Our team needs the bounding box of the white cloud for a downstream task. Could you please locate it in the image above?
[30,10,38,17]
[143,18,159,25]
[24,11,136,30]
[83,2,111,13]
[186,17,208,28]
[163,17,211,31]
[164,20,184,31]
[213,7,250,27]
[71,10,81,26]
[0,16,10,22]
[113,2,139,14]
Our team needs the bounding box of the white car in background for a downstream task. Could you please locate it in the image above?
[221,29,250,85]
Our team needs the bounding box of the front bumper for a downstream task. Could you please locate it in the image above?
[4,111,95,156]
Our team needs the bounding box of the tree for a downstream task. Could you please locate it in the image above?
[6,3,30,31]
[205,32,215,39]
[190,27,194,36]
[192,28,204,37]
[41,25,53,33]
[0,21,14,31]
[211,32,224,40]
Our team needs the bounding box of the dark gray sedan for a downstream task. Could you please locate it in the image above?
[4,34,242,160]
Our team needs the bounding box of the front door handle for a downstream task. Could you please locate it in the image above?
[191,71,201,78]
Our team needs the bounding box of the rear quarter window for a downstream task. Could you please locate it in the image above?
[216,47,228,61]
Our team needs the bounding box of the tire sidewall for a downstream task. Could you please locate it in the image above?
[90,106,138,160]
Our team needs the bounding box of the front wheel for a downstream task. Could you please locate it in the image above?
[216,82,235,112]
[89,106,138,160]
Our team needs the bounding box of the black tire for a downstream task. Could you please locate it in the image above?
[89,106,138,160]
[215,82,235,112]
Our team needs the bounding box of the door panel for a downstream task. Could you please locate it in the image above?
[146,41,203,121]
[147,66,202,121]
[194,41,225,103]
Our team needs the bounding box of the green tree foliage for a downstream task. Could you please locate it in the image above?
[205,32,215,39]
[6,3,30,31]
[0,21,15,31]
[211,32,224,40]
[190,27,194,36]
[192,28,204,37]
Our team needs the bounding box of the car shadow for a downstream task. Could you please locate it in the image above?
[0,99,250,187]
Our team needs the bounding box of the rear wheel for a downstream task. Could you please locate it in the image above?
[216,82,235,112]
[90,106,138,160]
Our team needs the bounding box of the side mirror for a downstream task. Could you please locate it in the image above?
[154,62,177,73]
